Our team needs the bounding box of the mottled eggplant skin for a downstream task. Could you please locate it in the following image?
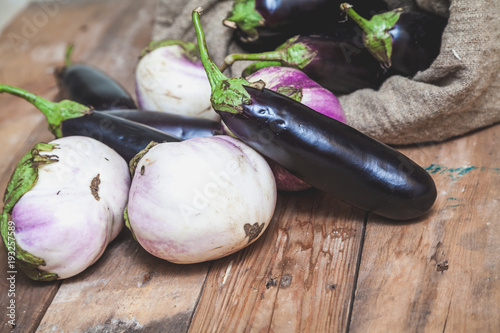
[105,110,222,140]
[61,112,180,162]
[293,33,388,95]
[389,11,447,76]
[56,64,137,110]
[220,86,437,220]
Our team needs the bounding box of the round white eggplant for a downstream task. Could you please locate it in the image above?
[0,136,130,281]
[126,135,277,264]
[135,40,218,121]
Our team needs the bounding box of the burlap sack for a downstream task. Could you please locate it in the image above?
[152,0,500,145]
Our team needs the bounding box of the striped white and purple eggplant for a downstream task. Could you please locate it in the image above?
[125,135,276,264]
[135,40,218,121]
[1,136,130,281]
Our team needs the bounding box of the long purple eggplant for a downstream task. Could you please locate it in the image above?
[224,0,388,50]
[55,45,137,110]
[0,85,179,162]
[194,8,437,221]
[221,29,388,95]
[341,3,447,75]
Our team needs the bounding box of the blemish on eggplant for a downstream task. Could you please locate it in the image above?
[104,157,109,161]
[140,165,145,175]
[244,222,265,243]
[90,174,101,201]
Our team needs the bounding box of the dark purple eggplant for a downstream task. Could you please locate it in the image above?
[55,44,137,110]
[105,109,222,140]
[224,0,388,50]
[221,30,389,95]
[194,8,437,221]
[0,85,179,162]
[340,3,447,75]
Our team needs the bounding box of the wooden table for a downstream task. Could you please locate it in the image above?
[0,1,498,332]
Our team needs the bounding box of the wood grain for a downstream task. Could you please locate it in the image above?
[349,128,500,333]
[189,193,366,333]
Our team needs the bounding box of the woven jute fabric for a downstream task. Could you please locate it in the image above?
[152,0,500,145]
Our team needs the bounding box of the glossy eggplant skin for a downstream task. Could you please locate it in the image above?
[389,11,447,76]
[220,86,437,220]
[61,111,180,162]
[255,0,385,27]
[105,110,222,140]
[230,0,388,51]
[55,64,137,110]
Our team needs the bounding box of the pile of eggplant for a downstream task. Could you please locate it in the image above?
[1,1,446,281]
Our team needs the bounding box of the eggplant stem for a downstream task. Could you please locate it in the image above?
[220,49,288,72]
[192,7,257,115]
[340,3,371,32]
[0,84,90,137]
[64,43,74,67]
[192,8,228,91]
[340,2,401,68]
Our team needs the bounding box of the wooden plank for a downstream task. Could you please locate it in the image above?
[36,231,210,332]
[189,192,366,332]
[349,124,500,332]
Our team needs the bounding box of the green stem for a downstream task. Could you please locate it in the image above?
[340,3,371,33]
[220,36,316,73]
[192,8,228,92]
[220,49,288,72]
[192,8,260,114]
[0,84,90,137]
[340,3,402,68]
[64,44,74,67]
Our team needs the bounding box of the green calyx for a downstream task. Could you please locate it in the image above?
[193,8,263,115]
[340,3,402,68]
[276,86,303,103]
[220,36,317,73]
[223,0,264,42]
[1,143,60,281]
[139,39,199,62]
[125,141,160,241]
[0,85,90,138]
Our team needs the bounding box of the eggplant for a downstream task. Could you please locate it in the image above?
[221,30,389,95]
[224,0,388,50]
[0,85,180,162]
[1,137,130,281]
[135,40,218,121]
[194,8,437,221]
[55,44,137,110]
[340,3,447,75]
[105,110,222,140]
[126,136,277,264]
